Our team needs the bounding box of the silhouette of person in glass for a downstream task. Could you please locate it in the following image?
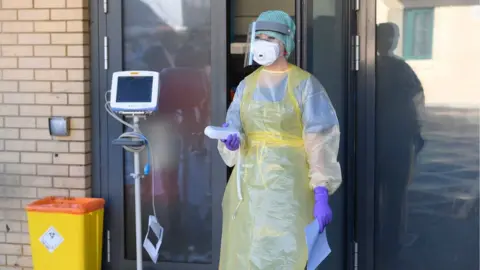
[375,22,425,269]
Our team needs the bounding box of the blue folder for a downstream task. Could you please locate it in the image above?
[304,220,331,270]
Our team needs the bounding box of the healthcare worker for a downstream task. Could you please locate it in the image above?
[218,10,342,270]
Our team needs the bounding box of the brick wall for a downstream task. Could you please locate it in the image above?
[0,0,91,268]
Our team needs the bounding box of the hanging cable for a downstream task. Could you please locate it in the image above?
[104,91,157,217]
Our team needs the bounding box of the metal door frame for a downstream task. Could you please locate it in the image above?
[90,0,227,269]
[90,0,110,268]
[356,0,377,268]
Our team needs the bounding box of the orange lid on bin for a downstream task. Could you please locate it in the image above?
[26,196,105,215]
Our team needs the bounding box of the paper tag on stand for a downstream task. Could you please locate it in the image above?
[143,215,164,263]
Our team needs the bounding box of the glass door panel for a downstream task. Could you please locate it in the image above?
[305,0,354,269]
[122,0,213,264]
[374,2,480,269]
[103,0,226,269]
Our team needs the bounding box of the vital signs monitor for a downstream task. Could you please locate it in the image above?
[110,71,160,113]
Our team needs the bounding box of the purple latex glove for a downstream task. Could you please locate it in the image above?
[313,186,332,233]
[220,123,240,151]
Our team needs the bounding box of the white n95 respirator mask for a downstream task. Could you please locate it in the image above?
[252,40,281,66]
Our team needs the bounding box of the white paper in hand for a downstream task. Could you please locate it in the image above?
[143,215,164,263]
[305,220,331,270]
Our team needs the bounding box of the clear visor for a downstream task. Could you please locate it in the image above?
[243,21,292,67]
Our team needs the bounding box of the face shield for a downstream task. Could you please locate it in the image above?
[244,21,292,67]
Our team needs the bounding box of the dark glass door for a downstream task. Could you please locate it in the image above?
[303,0,356,269]
[101,0,227,269]
[358,1,480,269]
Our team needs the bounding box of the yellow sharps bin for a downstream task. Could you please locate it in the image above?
[26,196,105,270]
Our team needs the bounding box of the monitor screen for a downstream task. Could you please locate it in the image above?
[116,76,153,103]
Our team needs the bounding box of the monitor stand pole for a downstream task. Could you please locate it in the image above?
[132,115,143,270]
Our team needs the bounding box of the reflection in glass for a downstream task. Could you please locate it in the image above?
[375,3,479,270]
[122,0,212,264]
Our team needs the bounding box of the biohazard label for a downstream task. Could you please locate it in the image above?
[39,226,64,253]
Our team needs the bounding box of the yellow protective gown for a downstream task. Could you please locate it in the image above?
[218,64,342,270]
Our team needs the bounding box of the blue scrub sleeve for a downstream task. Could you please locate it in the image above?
[302,76,342,194]
[217,80,246,167]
